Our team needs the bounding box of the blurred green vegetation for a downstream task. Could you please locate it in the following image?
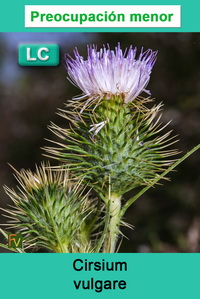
[0,32,200,252]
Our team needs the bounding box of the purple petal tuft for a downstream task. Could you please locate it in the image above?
[65,43,157,102]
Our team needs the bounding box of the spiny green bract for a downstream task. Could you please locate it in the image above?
[2,164,98,253]
[45,96,178,199]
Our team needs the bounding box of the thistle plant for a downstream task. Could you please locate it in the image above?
[1,164,101,253]
[1,43,200,253]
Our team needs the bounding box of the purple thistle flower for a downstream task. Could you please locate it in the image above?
[65,43,157,103]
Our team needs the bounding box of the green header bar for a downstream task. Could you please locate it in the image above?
[0,0,199,32]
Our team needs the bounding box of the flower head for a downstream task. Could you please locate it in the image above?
[65,43,157,103]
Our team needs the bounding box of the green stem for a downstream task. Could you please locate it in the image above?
[120,144,200,217]
[95,201,110,253]
[103,194,121,253]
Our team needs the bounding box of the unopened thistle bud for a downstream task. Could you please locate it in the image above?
[2,163,98,253]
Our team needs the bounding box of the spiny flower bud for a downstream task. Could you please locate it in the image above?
[46,97,178,199]
[2,163,98,253]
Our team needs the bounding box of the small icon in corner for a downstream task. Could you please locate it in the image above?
[8,233,23,249]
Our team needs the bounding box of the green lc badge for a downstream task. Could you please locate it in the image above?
[18,44,60,66]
